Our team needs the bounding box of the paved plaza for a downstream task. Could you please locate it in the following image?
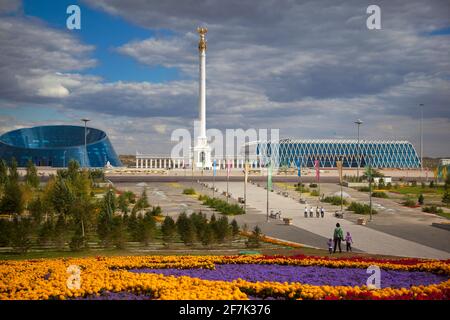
[211,182,450,259]
[114,181,450,259]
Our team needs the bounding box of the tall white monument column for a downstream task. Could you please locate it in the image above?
[193,26,211,169]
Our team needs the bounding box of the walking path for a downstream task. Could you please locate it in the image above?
[213,182,450,259]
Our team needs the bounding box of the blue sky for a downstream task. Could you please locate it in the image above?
[0,0,449,156]
[23,0,179,83]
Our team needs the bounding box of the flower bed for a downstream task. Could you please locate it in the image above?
[0,255,449,300]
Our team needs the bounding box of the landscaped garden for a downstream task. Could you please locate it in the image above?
[0,254,448,300]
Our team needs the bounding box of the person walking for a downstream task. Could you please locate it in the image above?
[320,207,325,218]
[309,207,313,218]
[345,231,353,252]
[333,223,344,253]
[316,206,320,218]
[304,207,308,218]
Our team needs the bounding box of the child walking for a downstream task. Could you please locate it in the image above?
[327,238,333,254]
[345,231,353,252]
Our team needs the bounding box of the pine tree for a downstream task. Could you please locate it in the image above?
[200,223,214,247]
[214,216,231,243]
[127,211,139,241]
[28,196,45,225]
[97,189,116,246]
[136,213,156,246]
[53,214,67,249]
[418,194,424,205]
[230,219,240,238]
[0,159,7,187]
[246,225,263,248]
[176,212,196,245]
[0,178,24,214]
[25,159,39,188]
[111,216,127,249]
[161,216,176,245]
[8,158,19,183]
[0,219,12,246]
[11,217,33,253]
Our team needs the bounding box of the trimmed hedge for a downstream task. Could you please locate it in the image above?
[198,195,245,215]
[322,196,348,206]
[372,191,388,198]
[183,188,196,195]
[347,202,377,215]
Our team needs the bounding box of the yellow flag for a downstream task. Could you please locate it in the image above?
[336,160,343,183]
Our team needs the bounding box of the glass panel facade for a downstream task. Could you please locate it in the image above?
[0,125,122,168]
[257,139,420,168]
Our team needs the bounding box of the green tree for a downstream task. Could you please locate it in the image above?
[28,196,46,225]
[0,219,12,246]
[8,158,19,183]
[442,191,450,205]
[176,212,196,245]
[0,159,7,187]
[127,211,139,241]
[97,189,116,246]
[161,216,177,245]
[37,220,53,246]
[10,217,33,253]
[214,216,231,243]
[0,178,24,214]
[117,193,129,215]
[111,216,127,249]
[200,223,214,247]
[136,213,156,246]
[246,225,263,248]
[230,219,240,238]
[53,214,67,249]
[418,194,424,205]
[133,189,150,214]
[25,159,39,188]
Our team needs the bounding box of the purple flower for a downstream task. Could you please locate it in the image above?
[129,264,448,289]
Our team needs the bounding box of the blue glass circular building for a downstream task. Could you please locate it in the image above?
[0,125,122,168]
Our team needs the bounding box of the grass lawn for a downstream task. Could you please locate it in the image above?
[390,186,445,195]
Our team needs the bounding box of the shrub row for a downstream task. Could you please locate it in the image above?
[198,195,245,215]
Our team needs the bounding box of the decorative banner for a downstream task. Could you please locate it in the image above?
[244,162,249,184]
[336,160,343,183]
[227,159,232,177]
[295,158,302,177]
[442,166,448,180]
[213,159,217,176]
[314,159,320,181]
[267,162,273,191]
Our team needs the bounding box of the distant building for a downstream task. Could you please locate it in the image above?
[255,139,421,169]
[0,125,122,168]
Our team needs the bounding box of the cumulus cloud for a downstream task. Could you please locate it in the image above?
[1,0,449,156]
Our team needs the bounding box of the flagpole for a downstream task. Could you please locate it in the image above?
[266,169,269,222]
[213,159,216,198]
[244,161,247,214]
[226,159,230,203]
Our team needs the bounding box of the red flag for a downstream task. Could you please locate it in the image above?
[227,159,233,177]
[314,159,320,181]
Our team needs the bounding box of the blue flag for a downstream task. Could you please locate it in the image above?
[213,159,217,176]
[295,158,302,177]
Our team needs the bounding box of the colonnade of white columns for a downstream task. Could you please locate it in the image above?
[135,157,262,170]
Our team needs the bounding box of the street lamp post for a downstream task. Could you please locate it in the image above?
[81,119,90,168]
[354,119,363,181]
[419,104,424,173]
[368,153,373,222]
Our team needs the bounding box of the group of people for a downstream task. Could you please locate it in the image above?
[304,206,325,218]
[327,223,353,253]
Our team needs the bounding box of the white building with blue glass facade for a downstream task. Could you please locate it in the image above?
[256,139,421,169]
